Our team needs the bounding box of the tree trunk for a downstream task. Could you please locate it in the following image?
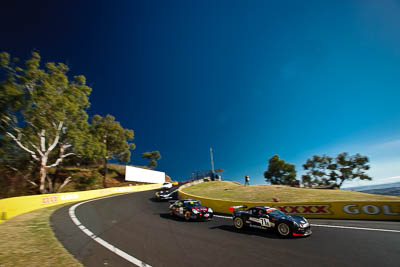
[47,176,53,193]
[338,179,344,188]
[51,168,59,192]
[39,161,47,194]
[103,157,108,188]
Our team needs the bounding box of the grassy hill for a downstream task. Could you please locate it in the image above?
[181,181,400,202]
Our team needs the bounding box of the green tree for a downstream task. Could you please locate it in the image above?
[264,155,297,185]
[302,155,336,187]
[90,114,135,187]
[141,151,161,169]
[0,51,92,193]
[331,152,371,188]
[302,152,371,188]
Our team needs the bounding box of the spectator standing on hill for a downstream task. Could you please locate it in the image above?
[244,175,250,186]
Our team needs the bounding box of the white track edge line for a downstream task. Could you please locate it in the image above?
[213,215,400,233]
[310,224,400,233]
[69,195,152,267]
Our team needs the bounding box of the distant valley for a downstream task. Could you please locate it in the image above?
[343,182,400,196]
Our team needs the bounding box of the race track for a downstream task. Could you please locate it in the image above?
[51,190,400,267]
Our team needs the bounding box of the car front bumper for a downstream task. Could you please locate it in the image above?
[293,226,312,236]
[192,212,214,220]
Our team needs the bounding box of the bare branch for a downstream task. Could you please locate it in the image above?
[62,144,72,149]
[26,178,38,187]
[46,121,64,154]
[0,115,12,129]
[5,165,19,172]
[1,115,11,122]
[28,141,44,157]
[5,165,38,187]
[6,132,39,161]
[57,176,72,193]
[46,152,75,168]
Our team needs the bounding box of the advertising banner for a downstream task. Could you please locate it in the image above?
[125,166,165,183]
[179,190,400,221]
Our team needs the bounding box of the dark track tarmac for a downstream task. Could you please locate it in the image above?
[51,190,400,267]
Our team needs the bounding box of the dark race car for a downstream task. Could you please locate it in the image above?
[155,189,178,201]
[169,199,214,221]
[229,205,311,237]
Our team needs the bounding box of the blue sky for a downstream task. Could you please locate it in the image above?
[1,0,400,187]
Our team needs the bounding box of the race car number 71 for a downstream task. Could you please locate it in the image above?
[260,218,271,227]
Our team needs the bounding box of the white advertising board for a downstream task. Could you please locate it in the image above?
[125,166,165,184]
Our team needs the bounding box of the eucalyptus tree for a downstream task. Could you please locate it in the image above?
[141,151,161,169]
[264,155,297,185]
[331,152,371,188]
[0,51,92,193]
[302,152,371,188]
[302,155,336,187]
[90,114,135,187]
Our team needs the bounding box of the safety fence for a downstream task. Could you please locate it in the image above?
[178,188,400,221]
[0,183,161,223]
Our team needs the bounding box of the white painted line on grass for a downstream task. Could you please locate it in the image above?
[69,195,152,267]
[213,214,400,233]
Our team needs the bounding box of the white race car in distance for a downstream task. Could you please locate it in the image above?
[161,182,173,189]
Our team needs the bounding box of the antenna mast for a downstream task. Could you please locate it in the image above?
[210,147,214,173]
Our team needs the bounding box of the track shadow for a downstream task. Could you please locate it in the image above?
[149,197,163,202]
[209,225,288,240]
[149,197,178,203]
[159,213,212,223]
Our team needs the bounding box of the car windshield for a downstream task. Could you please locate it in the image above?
[185,201,201,208]
[268,210,286,218]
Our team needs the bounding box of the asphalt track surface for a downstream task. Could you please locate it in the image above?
[51,190,400,267]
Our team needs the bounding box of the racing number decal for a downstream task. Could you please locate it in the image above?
[260,218,271,227]
[179,207,184,214]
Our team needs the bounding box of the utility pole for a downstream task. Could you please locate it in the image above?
[210,147,214,173]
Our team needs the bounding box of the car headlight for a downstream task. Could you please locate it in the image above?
[192,209,199,214]
[208,208,213,213]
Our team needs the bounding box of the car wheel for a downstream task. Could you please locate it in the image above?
[233,217,245,230]
[184,211,191,221]
[277,223,291,237]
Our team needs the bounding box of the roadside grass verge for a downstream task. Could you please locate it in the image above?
[181,181,400,202]
[0,204,82,267]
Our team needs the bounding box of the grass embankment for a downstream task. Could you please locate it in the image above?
[0,205,82,267]
[181,181,400,202]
